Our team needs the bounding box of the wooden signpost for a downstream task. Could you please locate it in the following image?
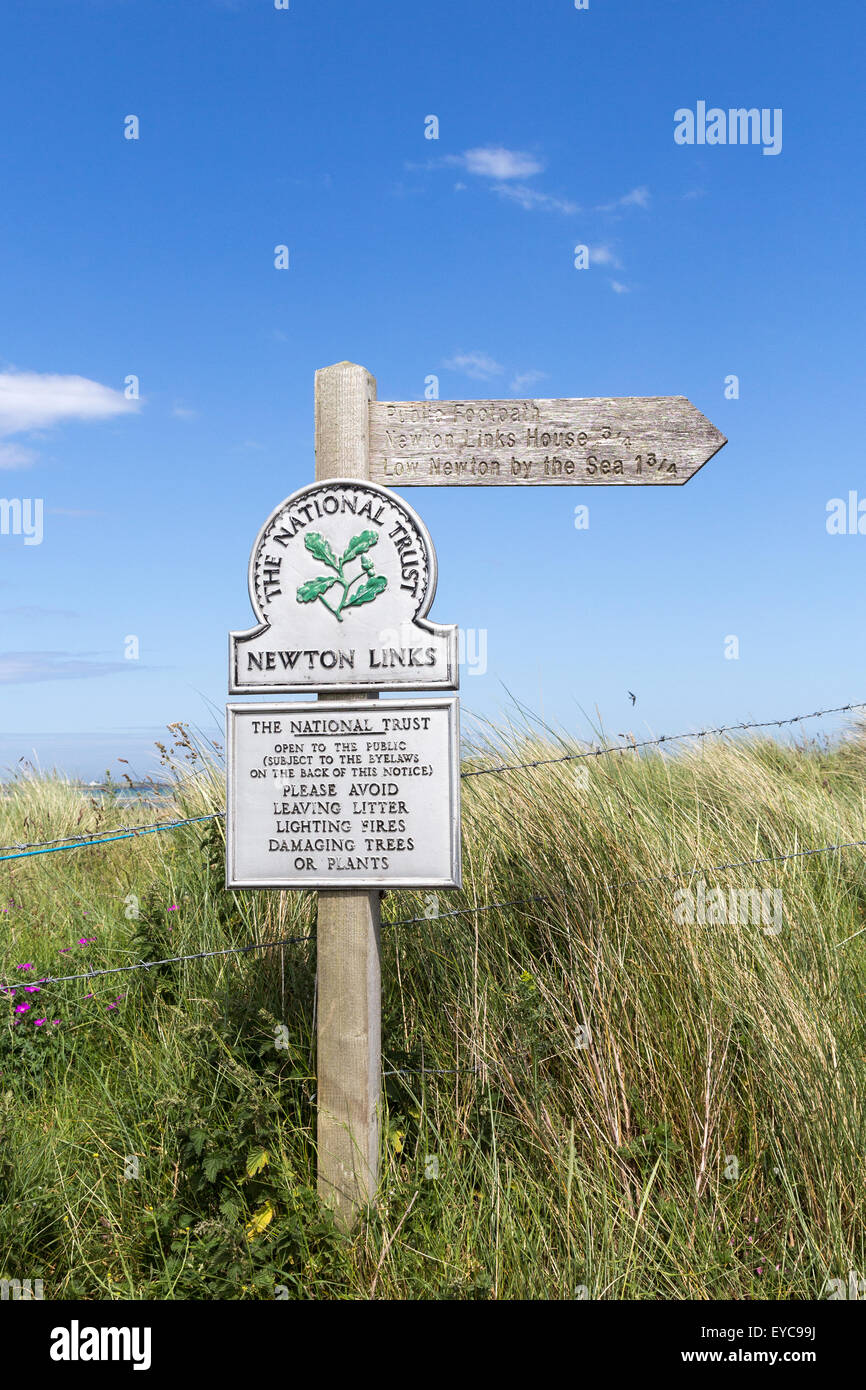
[369,395,726,487]
[226,361,727,1232]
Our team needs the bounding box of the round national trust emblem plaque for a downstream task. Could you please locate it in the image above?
[229,479,458,692]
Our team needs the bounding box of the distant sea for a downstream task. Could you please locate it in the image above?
[0,728,222,788]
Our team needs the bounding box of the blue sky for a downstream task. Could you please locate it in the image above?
[1,0,864,781]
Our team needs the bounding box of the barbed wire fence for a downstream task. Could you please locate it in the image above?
[3,825,866,999]
[3,695,866,1067]
[3,697,864,862]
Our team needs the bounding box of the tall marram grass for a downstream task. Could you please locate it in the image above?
[1,718,864,1299]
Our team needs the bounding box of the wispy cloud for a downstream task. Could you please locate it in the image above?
[443,351,505,381]
[0,442,36,469]
[595,185,651,212]
[0,652,135,685]
[415,145,576,214]
[46,507,105,518]
[610,280,631,294]
[407,150,649,228]
[444,355,548,394]
[0,370,138,469]
[493,183,578,214]
[510,369,547,393]
[171,403,199,420]
[0,606,78,619]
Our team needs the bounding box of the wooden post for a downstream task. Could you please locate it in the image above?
[314,361,382,1231]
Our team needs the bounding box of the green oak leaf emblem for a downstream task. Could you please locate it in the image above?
[296,530,387,622]
[296,575,338,603]
[345,573,387,607]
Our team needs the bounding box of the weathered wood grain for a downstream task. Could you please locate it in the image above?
[314,361,382,1233]
[315,872,381,1233]
[369,396,726,486]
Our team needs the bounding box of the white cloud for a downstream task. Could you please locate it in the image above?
[610,280,630,294]
[413,146,577,214]
[461,147,544,180]
[0,371,138,435]
[172,404,199,420]
[493,183,579,214]
[443,352,504,381]
[0,370,138,470]
[587,244,621,268]
[510,370,547,393]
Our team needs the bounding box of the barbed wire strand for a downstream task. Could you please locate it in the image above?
[383,1065,479,1078]
[0,933,313,992]
[0,814,219,861]
[650,837,866,884]
[462,700,866,779]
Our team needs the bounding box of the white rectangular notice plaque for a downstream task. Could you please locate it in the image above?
[226,697,461,890]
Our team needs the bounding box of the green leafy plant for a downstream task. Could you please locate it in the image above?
[296,529,387,622]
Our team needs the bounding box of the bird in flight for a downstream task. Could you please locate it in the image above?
[627,691,636,705]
